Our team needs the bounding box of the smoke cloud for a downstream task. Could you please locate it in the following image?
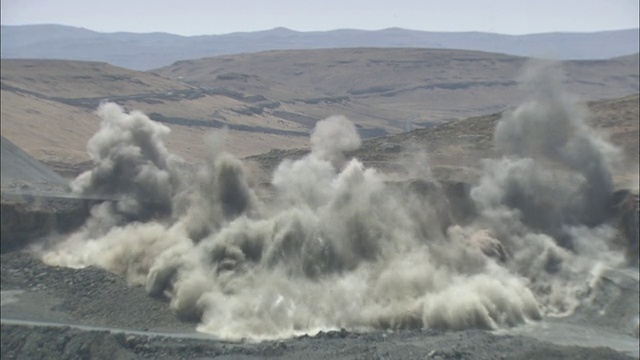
[40,64,628,340]
[70,103,184,221]
[493,62,620,229]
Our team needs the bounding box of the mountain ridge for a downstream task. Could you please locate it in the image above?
[2,24,638,70]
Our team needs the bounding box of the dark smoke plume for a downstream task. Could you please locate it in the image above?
[493,62,620,232]
[71,103,184,221]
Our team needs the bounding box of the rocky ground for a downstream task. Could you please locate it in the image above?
[1,89,638,359]
[1,172,638,360]
[2,322,637,360]
[1,252,193,332]
[1,250,638,360]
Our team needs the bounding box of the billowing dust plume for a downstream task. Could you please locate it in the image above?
[40,64,628,340]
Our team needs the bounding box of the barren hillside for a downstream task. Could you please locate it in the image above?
[248,93,639,188]
[1,59,193,98]
[0,59,311,172]
[1,49,639,360]
[1,50,638,180]
[154,48,639,127]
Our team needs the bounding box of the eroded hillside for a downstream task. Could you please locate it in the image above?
[1,50,638,180]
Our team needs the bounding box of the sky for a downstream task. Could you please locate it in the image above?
[1,0,638,36]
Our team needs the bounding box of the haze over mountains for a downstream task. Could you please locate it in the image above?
[1,24,638,70]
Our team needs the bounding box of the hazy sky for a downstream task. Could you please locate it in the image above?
[2,0,638,36]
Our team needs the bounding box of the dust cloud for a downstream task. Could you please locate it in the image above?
[40,64,627,340]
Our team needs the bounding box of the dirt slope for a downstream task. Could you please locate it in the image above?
[1,59,310,170]
[154,48,639,126]
[248,93,639,188]
[2,51,637,179]
[0,59,193,99]
[0,136,67,187]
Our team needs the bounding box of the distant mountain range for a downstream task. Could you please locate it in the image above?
[1,24,638,70]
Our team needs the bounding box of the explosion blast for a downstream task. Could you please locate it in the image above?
[40,64,630,340]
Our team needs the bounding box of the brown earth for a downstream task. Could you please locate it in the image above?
[0,60,193,98]
[2,50,638,179]
[247,93,639,188]
[153,49,639,127]
[1,52,638,360]
[0,59,310,168]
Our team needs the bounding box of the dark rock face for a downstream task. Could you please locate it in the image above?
[1,325,137,360]
[0,198,94,254]
[1,136,68,187]
[610,190,639,265]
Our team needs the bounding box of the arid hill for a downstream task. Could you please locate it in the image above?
[1,50,638,179]
[1,50,638,360]
[153,49,638,125]
[248,93,639,189]
[0,59,310,172]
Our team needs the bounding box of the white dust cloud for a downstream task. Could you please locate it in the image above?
[40,64,628,340]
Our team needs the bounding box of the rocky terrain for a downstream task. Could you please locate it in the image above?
[2,318,636,360]
[1,47,638,360]
[153,49,639,131]
[247,93,639,189]
[2,103,638,360]
[1,254,637,359]
[2,50,638,173]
